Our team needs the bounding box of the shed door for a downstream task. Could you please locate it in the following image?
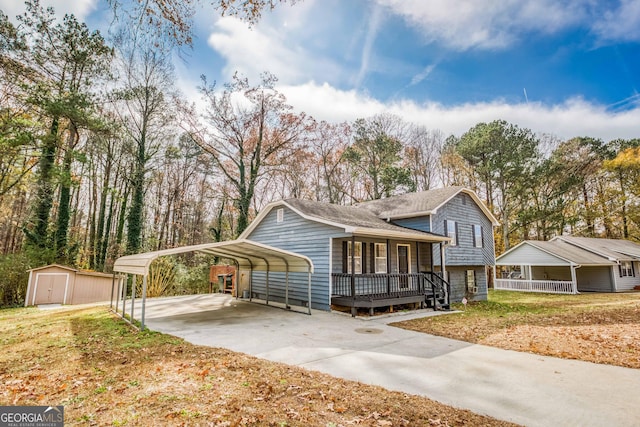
[34,274,68,304]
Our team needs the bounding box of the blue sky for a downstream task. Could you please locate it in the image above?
[3,0,640,141]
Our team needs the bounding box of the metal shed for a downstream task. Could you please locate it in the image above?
[112,239,314,330]
[25,264,121,306]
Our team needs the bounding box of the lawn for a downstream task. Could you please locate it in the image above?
[0,306,516,426]
[392,290,640,369]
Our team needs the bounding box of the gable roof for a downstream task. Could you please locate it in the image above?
[497,237,640,266]
[241,198,450,243]
[355,186,500,226]
[553,236,640,262]
[28,263,78,273]
[526,240,617,265]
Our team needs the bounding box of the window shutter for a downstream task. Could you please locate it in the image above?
[472,225,476,247]
[619,264,623,277]
[455,222,459,245]
[342,241,348,274]
[633,262,636,277]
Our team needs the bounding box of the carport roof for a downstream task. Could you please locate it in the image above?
[113,239,314,276]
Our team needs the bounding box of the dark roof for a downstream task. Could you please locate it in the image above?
[355,186,467,218]
[283,198,447,239]
[554,236,640,261]
[527,240,617,265]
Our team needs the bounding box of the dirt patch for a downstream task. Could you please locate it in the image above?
[392,291,640,369]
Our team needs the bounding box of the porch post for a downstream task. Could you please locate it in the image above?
[416,242,421,293]
[351,236,356,317]
[440,243,447,280]
[570,264,578,294]
[386,239,391,295]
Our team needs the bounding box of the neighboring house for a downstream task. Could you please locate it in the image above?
[25,264,120,306]
[240,186,498,314]
[495,236,640,294]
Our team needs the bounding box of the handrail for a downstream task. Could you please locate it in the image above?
[331,272,451,308]
[494,278,576,294]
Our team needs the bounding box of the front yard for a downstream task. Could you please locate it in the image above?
[392,290,640,369]
[0,306,515,426]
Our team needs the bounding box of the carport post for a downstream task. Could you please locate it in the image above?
[265,267,269,305]
[141,274,148,331]
[307,270,312,315]
[121,274,128,317]
[130,274,135,324]
[110,273,116,309]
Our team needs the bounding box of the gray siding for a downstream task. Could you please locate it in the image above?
[393,216,431,232]
[331,238,430,276]
[446,266,487,302]
[245,205,348,310]
[430,193,495,267]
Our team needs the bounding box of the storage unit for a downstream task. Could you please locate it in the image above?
[25,264,119,306]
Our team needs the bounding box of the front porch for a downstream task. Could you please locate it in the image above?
[331,272,450,315]
[494,264,579,294]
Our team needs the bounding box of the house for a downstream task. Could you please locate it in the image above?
[240,186,498,314]
[25,264,121,306]
[495,236,640,293]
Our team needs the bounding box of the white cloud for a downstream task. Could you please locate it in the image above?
[374,0,589,50]
[278,81,640,141]
[410,64,437,86]
[206,16,343,85]
[0,0,97,22]
[354,4,383,88]
[592,0,640,42]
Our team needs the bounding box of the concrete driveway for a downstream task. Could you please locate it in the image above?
[134,294,640,427]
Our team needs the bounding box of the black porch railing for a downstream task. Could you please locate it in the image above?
[331,272,450,308]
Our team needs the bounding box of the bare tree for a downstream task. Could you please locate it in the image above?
[185,72,310,235]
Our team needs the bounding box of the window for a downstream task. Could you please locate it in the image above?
[473,224,483,248]
[446,220,457,246]
[374,243,387,273]
[347,241,362,274]
[620,261,634,277]
[276,208,284,223]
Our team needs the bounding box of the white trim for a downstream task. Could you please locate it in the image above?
[374,243,387,273]
[397,244,412,274]
[32,273,70,305]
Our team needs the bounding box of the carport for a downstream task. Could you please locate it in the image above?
[112,239,314,330]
